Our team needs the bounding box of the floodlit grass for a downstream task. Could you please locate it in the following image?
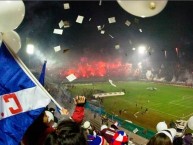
[69,81,193,131]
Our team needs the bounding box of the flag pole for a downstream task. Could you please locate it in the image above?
[4,42,63,110]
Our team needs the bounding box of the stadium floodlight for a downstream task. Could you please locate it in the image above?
[26,44,34,55]
[138,45,146,54]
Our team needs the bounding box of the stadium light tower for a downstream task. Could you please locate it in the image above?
[26,44,34,55]
[26,44,34,68]
[138,45,146,54]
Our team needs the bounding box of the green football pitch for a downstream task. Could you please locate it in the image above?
[68,81,193,131]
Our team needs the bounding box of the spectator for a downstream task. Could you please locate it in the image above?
[22,110,55,145]
[82,120,96,136]
[22,96,86,145]
[44,120,87,145]
[147,128,176,145]
[48,107,58,123]
[100,122,119,144]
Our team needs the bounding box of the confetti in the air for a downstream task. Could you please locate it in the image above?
[66,74,77,82]
[76,15,84,24]
[63,21,70,28]
[125,20,131,27]
[108,17,116,24]
[99,0,102,6]
[53,29,63,35]
[54,46,61,52]
[101,30,105,34]
[59,20,64,28]
[109,34,114,38]
[64,3,70,10]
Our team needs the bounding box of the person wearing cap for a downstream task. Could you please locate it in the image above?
[83,121,92,130]
[22,96,86,145]
[43,96,86,145]
[82,120,95,135]
[100,122,119,144]
[44,111,55,124]
[48,107,58,123]
[37,111,56,145]
[22,110,55,145]
[82,120,91,134]
[147,128,177,145]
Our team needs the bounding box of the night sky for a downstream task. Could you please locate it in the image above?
[16,1,193,75]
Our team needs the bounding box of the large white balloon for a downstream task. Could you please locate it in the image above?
[117,0,168,18]
[2,30,21,53]
[188,116,193,130]
[0,1,25,32]
[156,121,168,132]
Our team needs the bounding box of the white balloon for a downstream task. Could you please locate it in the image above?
[2,30,21,53]
[156,121,168,132]
[188,116,193,130]
[117,0,168,18]
[0,1,25,32]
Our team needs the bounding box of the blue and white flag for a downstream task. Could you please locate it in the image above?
[0,43,51,145]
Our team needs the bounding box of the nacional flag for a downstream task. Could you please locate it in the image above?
[38,60,47,86]
[0,42,51,145]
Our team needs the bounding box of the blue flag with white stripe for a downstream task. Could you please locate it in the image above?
[0,43,51,145]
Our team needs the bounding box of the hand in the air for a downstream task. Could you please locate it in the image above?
[73,96,86,106]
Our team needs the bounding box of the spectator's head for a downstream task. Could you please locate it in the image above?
[82,121,95,135]
[44,120,87,145]
[100,124,108,131]
[43,111,54,123]
[49,108,55,114]
[147,128,176,145]
[82,121,92,130]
